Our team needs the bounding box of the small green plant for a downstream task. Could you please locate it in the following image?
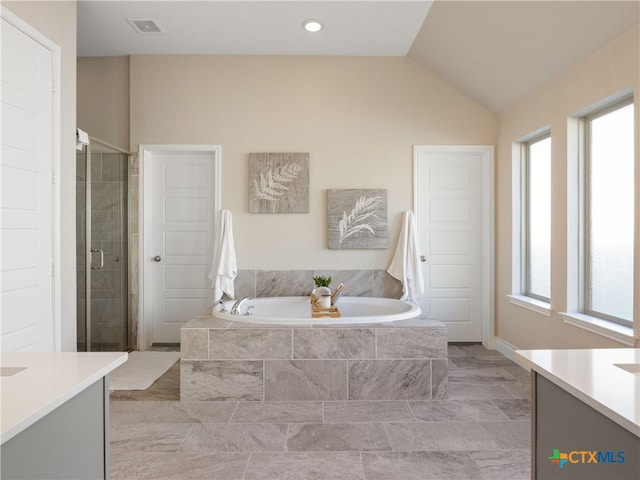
[313,276,332,288]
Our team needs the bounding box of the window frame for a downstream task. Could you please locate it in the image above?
[581,96,634,328]
[522,132,552,303]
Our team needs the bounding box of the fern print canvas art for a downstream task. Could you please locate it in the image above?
[249,153,309,213]
[327,189,388,249]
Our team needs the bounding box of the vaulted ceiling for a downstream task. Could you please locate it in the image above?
[77,1,640,112]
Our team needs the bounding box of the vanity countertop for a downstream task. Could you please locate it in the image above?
[516,348,640,437]
[0,352,127,444]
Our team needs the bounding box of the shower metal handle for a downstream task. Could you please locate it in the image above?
[90,249,104,270]
[153,255,162,262]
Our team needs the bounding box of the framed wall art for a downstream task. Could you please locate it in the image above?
[327,188,388,249]
[249,152,309,213]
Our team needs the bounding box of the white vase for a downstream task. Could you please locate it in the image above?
[312,286,331,308]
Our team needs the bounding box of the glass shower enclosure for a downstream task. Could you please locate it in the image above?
[76,136,130,352]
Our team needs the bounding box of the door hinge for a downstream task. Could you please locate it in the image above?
[51,170,55,185]
[51,78,56,93]
[51,260,55,277]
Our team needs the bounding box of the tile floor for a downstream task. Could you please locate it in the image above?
[110,344,531,480]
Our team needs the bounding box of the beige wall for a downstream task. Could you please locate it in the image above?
[4,1,78,351]
[129,55,497,270]
[77,56,129,150]
[496,25,640,349]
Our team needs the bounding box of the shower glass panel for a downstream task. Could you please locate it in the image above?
[76,138,129,352]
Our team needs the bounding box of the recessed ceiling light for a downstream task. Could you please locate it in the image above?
[302,19,324,33]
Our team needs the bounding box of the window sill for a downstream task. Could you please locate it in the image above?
[561,312,637,346]
[507,295,552,317]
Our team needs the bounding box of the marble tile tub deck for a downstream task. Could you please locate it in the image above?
[180,315,448,402]
[110,344,531,480]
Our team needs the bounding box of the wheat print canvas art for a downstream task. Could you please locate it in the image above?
[249,153,310,213]
[327,189,388,249]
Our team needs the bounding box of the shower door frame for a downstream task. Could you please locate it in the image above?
[81,137,132,352]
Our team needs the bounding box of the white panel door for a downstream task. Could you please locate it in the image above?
[415,146,493,342]
[0,16,54,352]
[144,148,219,343]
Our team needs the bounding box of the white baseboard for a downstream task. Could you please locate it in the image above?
[493,337,530,371]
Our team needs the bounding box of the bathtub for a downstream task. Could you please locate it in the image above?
[212,296,421,325]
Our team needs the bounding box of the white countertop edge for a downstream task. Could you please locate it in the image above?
[1,352,127,444]
[515,350,640,438]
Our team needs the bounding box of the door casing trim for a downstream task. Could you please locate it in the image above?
[413,145,495,348]
[139,144,221,350]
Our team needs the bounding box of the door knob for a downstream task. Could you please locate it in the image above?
[420,255,426,263]
[153,255,162,262]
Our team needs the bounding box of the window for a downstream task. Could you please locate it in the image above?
[584,99,634,326]
[523,134,551,302]
[509,129,552,315]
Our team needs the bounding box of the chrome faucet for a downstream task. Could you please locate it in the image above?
[230,297,251,315]
[215,300,228,313]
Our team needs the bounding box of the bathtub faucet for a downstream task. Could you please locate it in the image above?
[215,300,228,313]
[231,297,251,315]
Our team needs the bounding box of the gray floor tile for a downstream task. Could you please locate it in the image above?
[449,356,517,369]
[324,401,415,423]
[491,399,531,420]
[111,400,237,424]
[448,367,518,384]
[502,380,531,399]
[471,449,531,480]
[180,423,289,452]
[409,399,508,422]
[110,423,192,453]
[244,452,365,480]
[230,401,323,423]
[503,365,532,383]
[287,423,391,452]
[447,345,466,357]
[110,451,249,480]
[362,451,484,480]
[447,383,515,400]
[385,421,499,452]
[109,342,533,478]
[480,420,531,449]
[455,344,503,357]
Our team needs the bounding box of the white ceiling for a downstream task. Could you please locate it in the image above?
[77,0,640,112]
[77,1,433,56]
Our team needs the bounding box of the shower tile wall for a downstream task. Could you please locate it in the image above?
[77,151,129,351]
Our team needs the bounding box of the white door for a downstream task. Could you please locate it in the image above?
[414,146,493,343]
[143,146,220,344]
[0,14,56,352]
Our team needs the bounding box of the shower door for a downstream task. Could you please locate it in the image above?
[76,138,130,351]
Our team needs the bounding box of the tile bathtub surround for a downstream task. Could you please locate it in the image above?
[110,344,532,480]
[231,269,403,299]
[180,316,448,402]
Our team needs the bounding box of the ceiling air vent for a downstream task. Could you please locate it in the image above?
[127,18,165,34]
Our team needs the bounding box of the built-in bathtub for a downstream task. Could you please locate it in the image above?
[212,296,421,324]
[180,296,447,402]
